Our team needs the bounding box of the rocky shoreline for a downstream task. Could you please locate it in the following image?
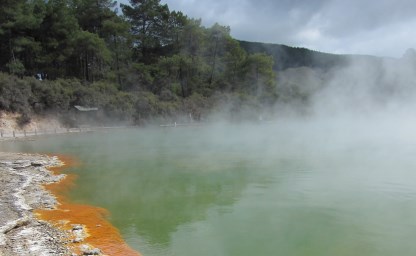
[0,152,103,256]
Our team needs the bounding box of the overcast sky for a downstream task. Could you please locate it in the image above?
[119,0,416,58]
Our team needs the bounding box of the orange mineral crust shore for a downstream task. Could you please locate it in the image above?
[35,154,141,256]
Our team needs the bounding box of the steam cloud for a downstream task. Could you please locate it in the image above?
[273,49,416,123]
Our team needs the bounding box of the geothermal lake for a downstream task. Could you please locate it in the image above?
[3,120,416,255]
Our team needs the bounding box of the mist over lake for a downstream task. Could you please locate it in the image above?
[3,0,416,255]
[2,117,416,256]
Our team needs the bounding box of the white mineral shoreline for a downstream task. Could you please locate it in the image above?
[0,152,103,256]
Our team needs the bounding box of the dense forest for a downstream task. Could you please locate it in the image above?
[239,41,389,72]
[239,41,348,71]
[0,0,279,125]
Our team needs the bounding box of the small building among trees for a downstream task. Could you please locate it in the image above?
[74,105,99,127]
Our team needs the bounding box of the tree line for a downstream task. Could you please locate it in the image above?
[0,0,277,125]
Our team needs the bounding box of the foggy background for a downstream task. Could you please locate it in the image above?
[280,48,416,120]
[140,0,416,57]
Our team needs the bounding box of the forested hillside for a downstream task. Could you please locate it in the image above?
[0,0,278,125]
[238,41,345,71]
[238,40,384,71]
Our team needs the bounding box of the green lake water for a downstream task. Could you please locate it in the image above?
[3,121,416,255]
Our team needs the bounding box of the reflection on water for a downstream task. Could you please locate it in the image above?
[3,122,416,256]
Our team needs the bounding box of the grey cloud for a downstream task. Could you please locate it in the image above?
[120,0,416,57]
[313,0,416,37]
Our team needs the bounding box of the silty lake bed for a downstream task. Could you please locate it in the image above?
[2,117,416,256]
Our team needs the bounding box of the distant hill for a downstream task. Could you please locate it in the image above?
[240,41,416,114]
[238,40,382,71]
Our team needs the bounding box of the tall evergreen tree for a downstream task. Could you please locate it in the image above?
[69,0,117,81]
[121,0,171,63]
[102,15,131,85]
[71,0,118,35]
[37,0,80,78]
[0,0,46,75]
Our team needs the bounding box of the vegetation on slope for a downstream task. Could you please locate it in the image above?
[0,0,278,125]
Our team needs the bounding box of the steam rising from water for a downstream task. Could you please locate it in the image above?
[3,114,416,255]
[3,52,416,255]
[311,54,416,118]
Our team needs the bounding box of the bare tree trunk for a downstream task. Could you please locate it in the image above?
[209,38,219,85]
[85,51,89,81]
[114,36,121,86]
